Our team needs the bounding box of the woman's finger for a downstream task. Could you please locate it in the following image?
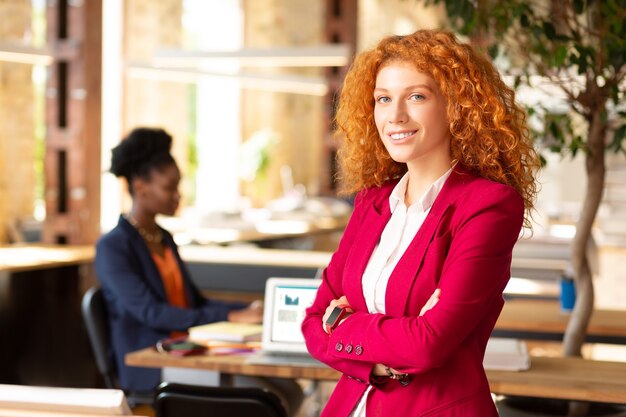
[419,288,441,316]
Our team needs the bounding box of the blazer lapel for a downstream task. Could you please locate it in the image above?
[385,166,476,316]
[120,217,168,298]
[344,184,394,312]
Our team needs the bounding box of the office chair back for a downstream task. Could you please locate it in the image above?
[82,286,117,389]
[155,382,288,417]
[81,287,154,408]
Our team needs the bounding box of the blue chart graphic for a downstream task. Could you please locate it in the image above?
[285,294,300,306]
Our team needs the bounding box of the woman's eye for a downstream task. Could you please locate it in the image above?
[410,93,425,101]
[376,96,391,103]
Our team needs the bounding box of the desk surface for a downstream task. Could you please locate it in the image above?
[180,246,333,269]
[497,299,626,343]
[126,348,626,404]
[175,215,349,245]
[0,411,147,417]
[0,244,95,272]
[180,245,567,272]
[127,348,340,381]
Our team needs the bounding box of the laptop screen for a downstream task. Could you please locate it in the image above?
[262,277,321,354]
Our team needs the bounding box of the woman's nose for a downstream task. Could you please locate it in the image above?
[389,102,407,123]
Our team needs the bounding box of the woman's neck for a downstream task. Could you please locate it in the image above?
[404,158,454,206]
[128,208,156,229]
[127,209,163,245]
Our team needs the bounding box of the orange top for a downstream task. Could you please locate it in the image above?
[152,247,188,338]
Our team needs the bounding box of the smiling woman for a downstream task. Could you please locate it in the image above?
[301,29,541,417]
[373,62,452,204]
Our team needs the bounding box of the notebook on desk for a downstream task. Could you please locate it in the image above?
[246,277,324,368]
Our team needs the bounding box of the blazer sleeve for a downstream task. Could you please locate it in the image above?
[324,183,524,375]
[95,234,232,332]
[302,190,377,383]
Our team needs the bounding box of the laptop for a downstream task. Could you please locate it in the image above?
[246,277,324,367]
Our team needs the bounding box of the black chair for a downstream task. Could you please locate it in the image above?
[155,382,288,417]
[81,286,153,407]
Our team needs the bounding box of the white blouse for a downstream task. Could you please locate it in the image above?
[349,167,453,417]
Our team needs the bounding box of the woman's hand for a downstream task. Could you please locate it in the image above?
[372,363,391,377]
[227,300,263,324]
[420,288,440,316]
[322,295,351,333]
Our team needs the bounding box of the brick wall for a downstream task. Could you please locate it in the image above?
[0,0,36,243]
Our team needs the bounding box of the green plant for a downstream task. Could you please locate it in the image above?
[426,0,626,364]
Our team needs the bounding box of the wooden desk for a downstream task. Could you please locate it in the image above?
[181,246,566,275]
[0,410,147,417]
[0,244,94,272]
[182,246,330,294]
[182,246,565,298]
[0,383,135,417]
[174,215,349,246]
[126,348,626,405]
[0,244,96,387]
[487,356,626,404]
[495,299,626,344]
[127,348,339,381]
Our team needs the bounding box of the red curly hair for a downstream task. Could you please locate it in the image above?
[336,29,540,228]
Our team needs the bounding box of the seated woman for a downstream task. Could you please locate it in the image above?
[95,127,302,415]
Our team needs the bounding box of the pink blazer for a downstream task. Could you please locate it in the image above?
[302,166,524,416]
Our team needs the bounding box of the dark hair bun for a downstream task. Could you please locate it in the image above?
[110,127,174,180]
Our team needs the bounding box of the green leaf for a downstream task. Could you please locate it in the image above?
[612,86,620,106]
[488,44,499,59]
[573,0,585,14]
[578,55,588,74]
[555,45,568,67]
[549,120,560,139]
[608,125,626,153]
[543,21,557,40]
[570,136,584,157]
[520,13,529,28]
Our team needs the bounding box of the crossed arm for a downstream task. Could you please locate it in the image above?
[302,184,523,382]
[321,290,442,378]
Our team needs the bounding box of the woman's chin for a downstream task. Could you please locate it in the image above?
[163,208,178,217]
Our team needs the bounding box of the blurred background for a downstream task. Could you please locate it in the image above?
[0,0,625,310]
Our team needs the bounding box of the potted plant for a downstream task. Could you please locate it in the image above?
[425,0,626,415]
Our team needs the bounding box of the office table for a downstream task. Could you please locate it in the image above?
[174,214,350,247]
[0,244,96,387]
[181,245,566,297]
[126,347,626,405]
[496,299,626,344]
[0,244,94,272]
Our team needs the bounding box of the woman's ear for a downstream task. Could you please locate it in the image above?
[131,176,147,197]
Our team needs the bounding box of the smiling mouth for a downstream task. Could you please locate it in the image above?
[389,131,417,140]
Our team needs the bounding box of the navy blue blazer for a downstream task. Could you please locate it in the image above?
[94,216,244,392]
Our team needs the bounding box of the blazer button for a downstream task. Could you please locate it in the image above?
[354,345,363,356]
[345,344,353,354]
[335,342,343,352]
[399,375,412,386]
